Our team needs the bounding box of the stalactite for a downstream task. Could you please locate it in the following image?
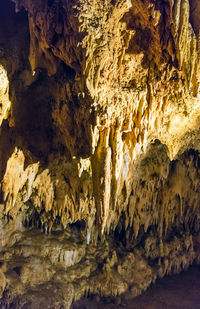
[0,0,200,307]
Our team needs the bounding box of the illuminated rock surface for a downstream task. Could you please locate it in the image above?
[0,0,200,307]
[72,264,200,308]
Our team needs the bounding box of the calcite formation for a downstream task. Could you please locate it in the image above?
[0,0,200,307]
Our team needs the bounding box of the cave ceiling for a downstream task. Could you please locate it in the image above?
[0,0,200,308]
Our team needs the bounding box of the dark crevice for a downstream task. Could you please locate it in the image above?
[189,0,200,35]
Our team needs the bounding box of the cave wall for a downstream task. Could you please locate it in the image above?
[0,0,200,307]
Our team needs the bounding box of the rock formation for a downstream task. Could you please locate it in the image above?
[0,0,200,307]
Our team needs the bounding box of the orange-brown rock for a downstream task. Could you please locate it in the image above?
[0,0,200,307]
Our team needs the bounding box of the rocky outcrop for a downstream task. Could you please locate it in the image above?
[0,0,200,307]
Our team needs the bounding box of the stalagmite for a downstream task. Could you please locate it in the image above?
[0,0,200,307]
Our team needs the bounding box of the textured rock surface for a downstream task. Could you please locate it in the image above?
[0,0,200,307]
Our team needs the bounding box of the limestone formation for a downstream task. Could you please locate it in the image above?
[0,0,200,307]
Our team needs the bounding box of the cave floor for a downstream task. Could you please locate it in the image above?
[73,264,200,309]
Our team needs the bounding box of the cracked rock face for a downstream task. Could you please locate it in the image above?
[0,0,200,307]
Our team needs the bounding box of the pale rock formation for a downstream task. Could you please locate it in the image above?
[0,0,200,307]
